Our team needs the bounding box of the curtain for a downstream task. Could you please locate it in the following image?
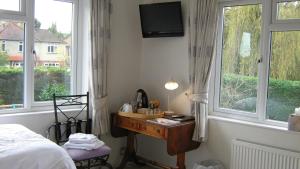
[89,0,111,136]
[188,0,218,142]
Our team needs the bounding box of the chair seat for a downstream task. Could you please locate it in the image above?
[66,145,111,161]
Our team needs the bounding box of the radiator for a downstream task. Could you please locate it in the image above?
[231,139,300,169]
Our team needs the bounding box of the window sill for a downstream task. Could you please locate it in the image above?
[0,108,82,117]
[208,115,300,135]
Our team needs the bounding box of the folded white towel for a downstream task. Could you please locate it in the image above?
[68,133,99,144]
[64,139,104,150]
[69,133,97,141]
[69,138,98,144]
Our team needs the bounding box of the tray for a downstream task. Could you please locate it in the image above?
[118,111,164,119]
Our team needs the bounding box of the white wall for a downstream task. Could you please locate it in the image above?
[135,1,300,169]
[106,0,142,166]
[137,1,213,168]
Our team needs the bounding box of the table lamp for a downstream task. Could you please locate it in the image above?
[164,80,179,114]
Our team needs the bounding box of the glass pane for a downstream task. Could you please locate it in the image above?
[219,5,262,113]
[34,0,73,102]
[0,21,24,110]
[267,31,300,122]
[277,1,300,20]
[0,0,20,12]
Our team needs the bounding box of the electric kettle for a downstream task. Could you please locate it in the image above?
[135,89,149,109]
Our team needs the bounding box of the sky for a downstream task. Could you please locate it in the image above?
[0,0,73,34]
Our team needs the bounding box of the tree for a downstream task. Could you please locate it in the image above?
[39,83,68,101]
[222,3,300,81]
[0,52,8,66]
[48,23,58,34]
[34,18,41,29]
[48,23,64,39]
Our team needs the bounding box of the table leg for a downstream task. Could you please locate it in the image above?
[116,133,134,169]
[176,153,186,169]
[116,133,145,169]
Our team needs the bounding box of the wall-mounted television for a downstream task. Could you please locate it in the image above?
[139,2,184,38]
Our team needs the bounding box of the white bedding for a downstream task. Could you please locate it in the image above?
[0,124,76,169]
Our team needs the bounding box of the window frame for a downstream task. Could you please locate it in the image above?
[272,0,300,24]
[212,0,300,127]
[0,0,81,114]
[32,0,80,108]
[0,0,26,16]
[214,0,262,120]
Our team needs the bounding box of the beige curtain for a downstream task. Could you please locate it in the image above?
[188,0,218,142]
[90,0,111,135]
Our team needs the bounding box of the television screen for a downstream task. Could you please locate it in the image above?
[139,2,184,38]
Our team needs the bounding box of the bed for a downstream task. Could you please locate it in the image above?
[0,124,76,169]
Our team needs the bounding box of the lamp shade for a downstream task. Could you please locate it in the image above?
[164,81,179,90]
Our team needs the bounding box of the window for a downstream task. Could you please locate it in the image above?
[267,31,300,121]
[34,0,73,102]
[18,42,23,52]
[214,0,300,125]
[0,21,25,110]
[44,62,60,67]
[0,0,79,113]
[276,0,300,20]
[1,41,6,51]
[219,4,262,114]
[47,44,57,53]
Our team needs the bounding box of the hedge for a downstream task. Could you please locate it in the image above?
[0,67,70,107]
[221,73,300,121]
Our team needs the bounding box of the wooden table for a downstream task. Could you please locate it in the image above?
[111,113,200,169]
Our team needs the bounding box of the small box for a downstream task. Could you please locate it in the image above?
[288,114,300,132]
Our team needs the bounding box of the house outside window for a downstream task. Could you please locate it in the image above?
[213,0,300,126]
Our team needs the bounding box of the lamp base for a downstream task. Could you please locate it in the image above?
[164,110,175,115]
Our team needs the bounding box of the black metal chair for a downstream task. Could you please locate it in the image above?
[47,92,113,169]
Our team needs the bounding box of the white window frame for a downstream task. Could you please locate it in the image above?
[0,0,82,114]
[212,0,300,127]
[0,0,26,16]
[32,0,80,108]
[272,0,300,24]
[213,0,262,120]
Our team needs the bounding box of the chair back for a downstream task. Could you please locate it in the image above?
[52,92,92,144]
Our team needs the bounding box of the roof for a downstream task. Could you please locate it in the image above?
[0,22,65,43]
[35,29,65,43]
[0,23,24,41]
[64,35,72,46]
